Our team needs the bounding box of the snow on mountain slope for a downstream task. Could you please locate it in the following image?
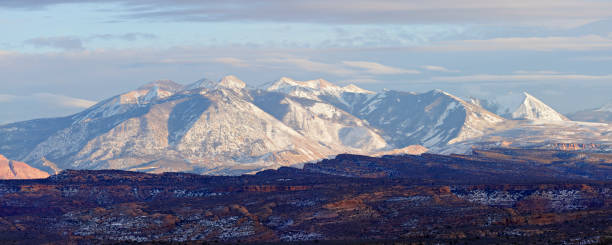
[343,84,375,94]
[443,91,506,144]
[263,78,504,148]
[0,116,73,162]
[511,92,569,121]
[334,89,504,148]
[433,120,612,154]
[173,87,338,173]
[12,76,391,175]
[251,90,388,153]
[74,80,182,123]
[433,93,609,154]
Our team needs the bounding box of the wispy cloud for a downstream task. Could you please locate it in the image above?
[22,33,158,51]
[0,93,96,108]
[424,34,612,51]
[212,57,250,68]
[0,92,97,124]
[86,32,158,41]
[31,93,96,108]
[343,61,420,74]
[340,77,380,84]
[89,33,157,41]
[572,56,612,61]
[259,57,356,76]
[431,73,612,83]
[0,94,17,102]
[513,70,562,75]
[260,58,422,76]
[421,65,459,73]
[156,56,251,68]
[24,36,84,51]
[3,0,611,27]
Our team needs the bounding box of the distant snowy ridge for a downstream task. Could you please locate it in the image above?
[595,102,612,112]
[568,101,612,123]
[264,77,374,100]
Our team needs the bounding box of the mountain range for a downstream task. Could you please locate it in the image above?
[0,75,610,175]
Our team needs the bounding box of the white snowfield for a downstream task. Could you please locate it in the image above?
[0,75,610,175]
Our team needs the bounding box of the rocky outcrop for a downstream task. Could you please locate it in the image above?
[371,145,428,156]
[547,143,605,151]
[0,154,49,179]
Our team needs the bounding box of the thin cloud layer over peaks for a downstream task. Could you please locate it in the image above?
[0,94,17,102]
[259,58,422,77]
[1,1,612,123]
[32,93,96,108]
[22,33,158,51]
[0,93,95,109]
[342,61,420,75]
[422,65,459,73]
[431,73,612,83]
[0,93,96,124]
[89,33,157,41]
[423,34,612,51]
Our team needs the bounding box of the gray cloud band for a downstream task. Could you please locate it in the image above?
[2,0,612,26]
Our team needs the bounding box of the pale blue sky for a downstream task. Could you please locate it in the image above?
[1,0,612,124]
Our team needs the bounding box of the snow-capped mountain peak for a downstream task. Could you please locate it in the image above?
[511,92,569,121]
[217,75,246,90]
[184,75,246,92]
